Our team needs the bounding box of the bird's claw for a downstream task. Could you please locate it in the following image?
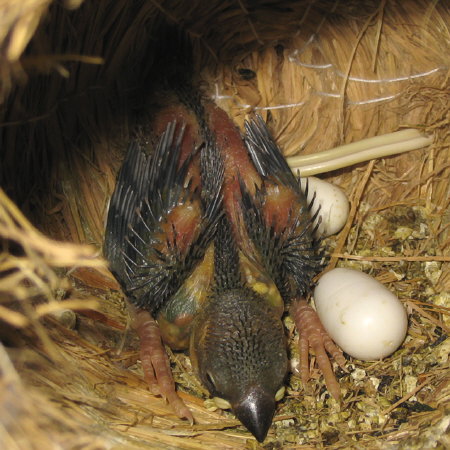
[131,306,194,423]
[290,298,346,401]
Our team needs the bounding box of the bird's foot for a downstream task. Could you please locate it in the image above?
[131,307,194,423]
[290,298,346,400]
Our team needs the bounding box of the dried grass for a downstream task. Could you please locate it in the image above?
[0,0,449,448]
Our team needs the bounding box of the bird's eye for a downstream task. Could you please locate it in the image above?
[275,385,286,401]
[213,397,231,410]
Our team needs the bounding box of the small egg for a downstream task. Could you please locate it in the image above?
[300,177,349,237]
[313,268,408,360]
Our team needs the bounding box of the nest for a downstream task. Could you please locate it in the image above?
[0,0,449,448]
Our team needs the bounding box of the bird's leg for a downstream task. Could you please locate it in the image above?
[289,298,346,400]
[130,304,194,423]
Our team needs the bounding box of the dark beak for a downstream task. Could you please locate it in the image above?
[233,387,276,442]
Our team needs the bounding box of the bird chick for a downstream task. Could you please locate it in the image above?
[191,212,288,442]
[104,28,345,442]
[104,109,289,442]
[104,108,346,441]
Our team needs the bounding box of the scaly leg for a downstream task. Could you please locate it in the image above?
[130,305,194,423]
[290,298,346,401]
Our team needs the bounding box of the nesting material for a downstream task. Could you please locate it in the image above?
[0,0,449,448]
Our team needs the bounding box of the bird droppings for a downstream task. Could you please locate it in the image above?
[351,368,367,382]
[424,261,443,286]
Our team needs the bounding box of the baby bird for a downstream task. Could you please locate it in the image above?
[104,107,345,442]
[104,23,344,443]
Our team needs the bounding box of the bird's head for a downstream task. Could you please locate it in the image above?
[190,288,288,442]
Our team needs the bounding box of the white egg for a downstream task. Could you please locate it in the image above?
[313,268,408,360]
[300,177,349,237]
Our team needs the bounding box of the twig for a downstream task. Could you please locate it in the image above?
[331,253,450,262]
[381,379,430,416]
[327,160,375,270]
[405,300,450,333]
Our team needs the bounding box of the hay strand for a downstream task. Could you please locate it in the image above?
[0,0,449,447]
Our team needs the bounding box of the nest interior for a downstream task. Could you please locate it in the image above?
[0,0,449,448]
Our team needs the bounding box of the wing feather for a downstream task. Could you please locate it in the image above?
[241,115,324,299]
[104,121,222,315]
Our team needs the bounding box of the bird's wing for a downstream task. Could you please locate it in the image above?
[104,121,222,315]
[104,141,150,281]
[241,115,324,299]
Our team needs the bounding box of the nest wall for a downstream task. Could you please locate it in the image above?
[0,0,449,448]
